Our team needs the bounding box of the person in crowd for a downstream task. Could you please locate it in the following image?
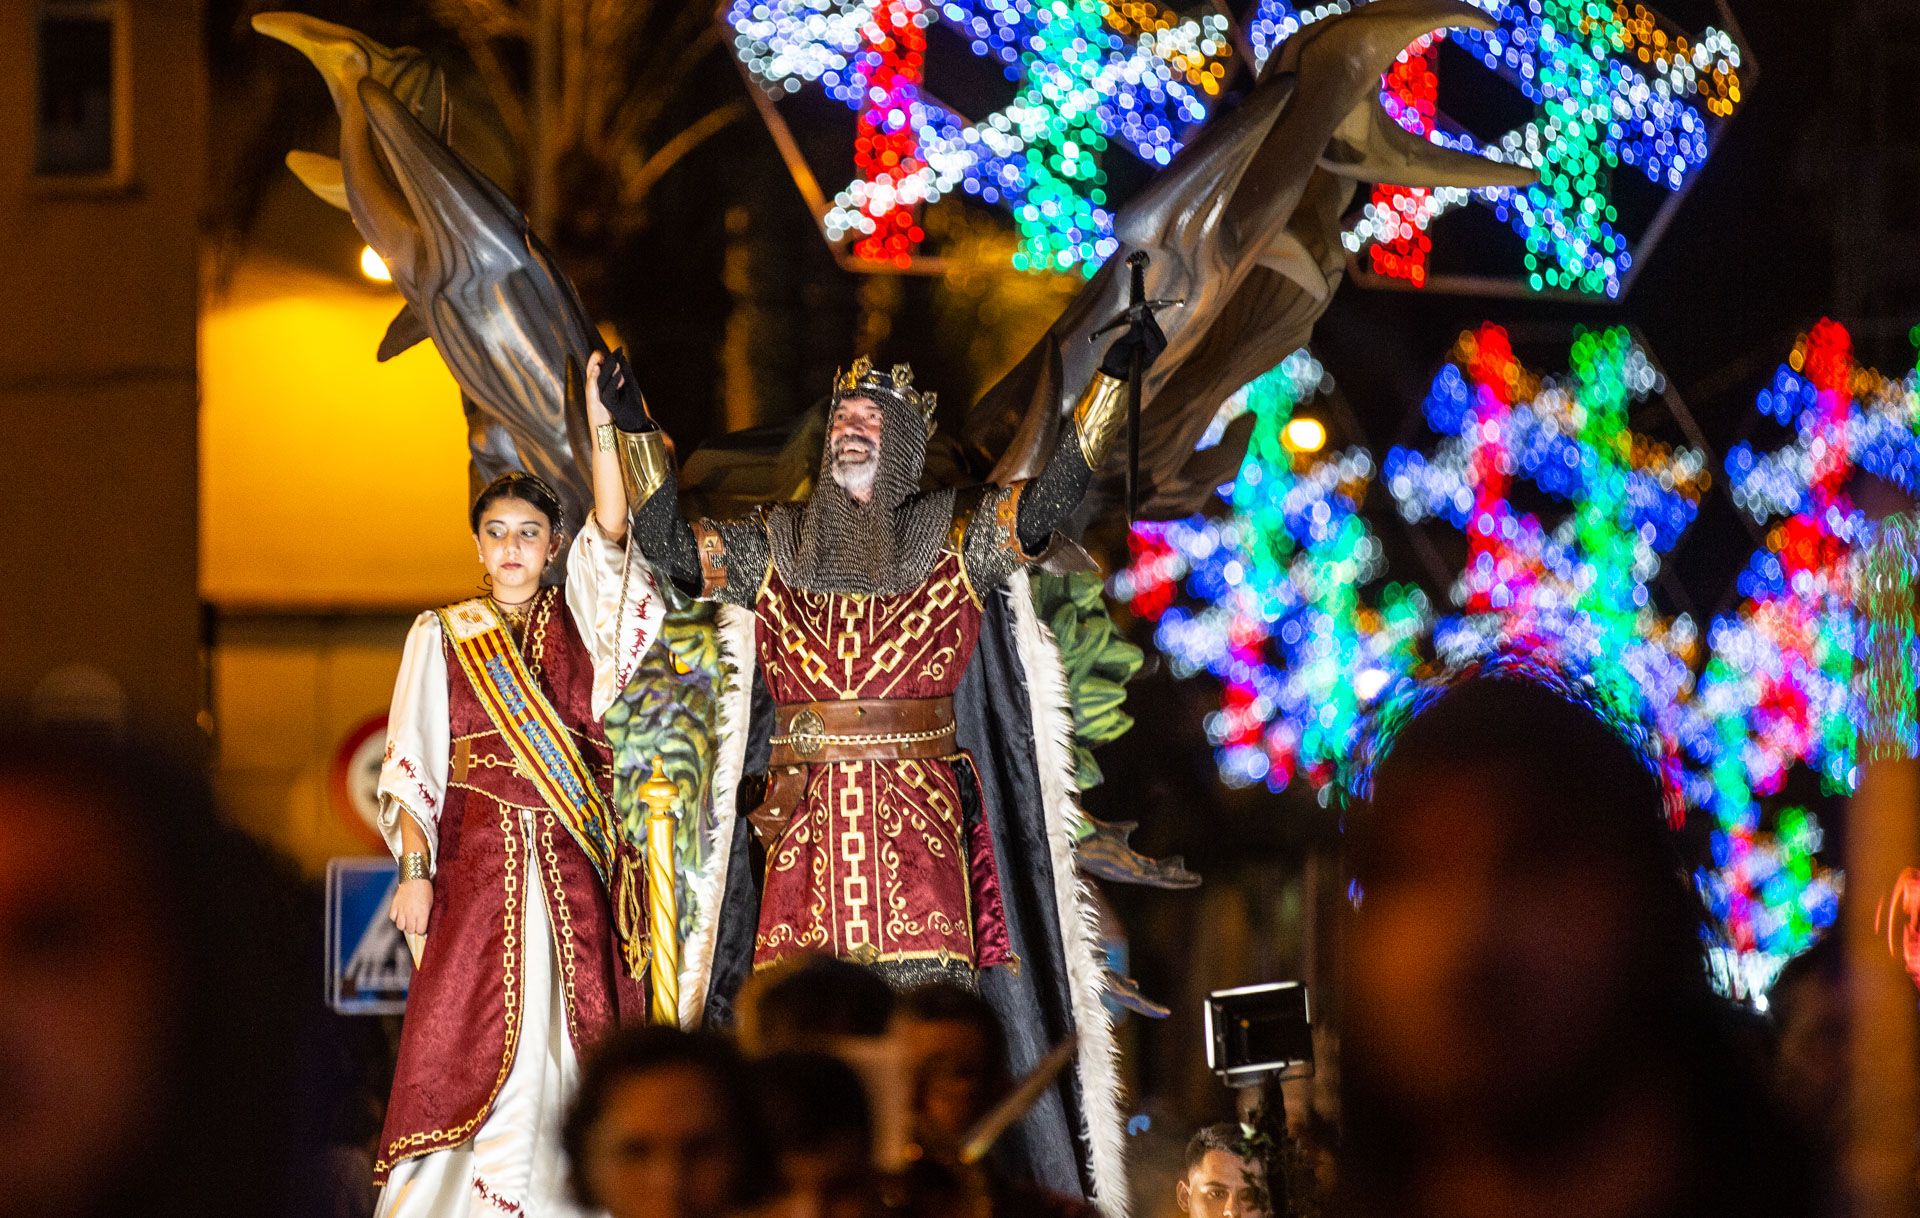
[371,371,664,1214]
[1339,662,1821,1217]
[1175,1124,1271,1218]
[739,1051,882,1218]
[892,983,1012,1162]
[562,1025,773,1218]
[0,729,312,1218]
[891,983,1095,1217]
[736,952,899,1055]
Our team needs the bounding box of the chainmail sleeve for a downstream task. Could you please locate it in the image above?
[691,511,774,609]
[1015,428,1096,551]
[619,424,771,606]
[630,472,702,598]
[960,422,1100,596]
[959,483,1038,597]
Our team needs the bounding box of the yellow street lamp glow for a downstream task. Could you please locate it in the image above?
[1282,416,1327,454]
[359,245,393,283]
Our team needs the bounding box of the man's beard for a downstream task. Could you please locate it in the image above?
[767,399,953,595]
[829,437,878,498]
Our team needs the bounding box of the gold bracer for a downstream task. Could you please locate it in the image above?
[616,427,673,507]
[1071,371,1129,469]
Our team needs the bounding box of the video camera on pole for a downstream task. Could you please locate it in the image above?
[1205,980,1312,1085]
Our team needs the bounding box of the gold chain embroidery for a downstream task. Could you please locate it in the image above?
[526,588,555,682]
[539,816,583,1049]
[376,797,525,1173]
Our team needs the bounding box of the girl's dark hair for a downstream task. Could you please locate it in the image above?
[469,471,566,536]
[562,1026,773,1208]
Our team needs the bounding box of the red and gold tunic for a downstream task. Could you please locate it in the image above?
[751,549,1014,971]
[376,586,648,1180]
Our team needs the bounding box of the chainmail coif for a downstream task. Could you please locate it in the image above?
[767,382,956,596]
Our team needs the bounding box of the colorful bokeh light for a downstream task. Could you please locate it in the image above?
[727,0,1230,271]
[1251,0,1747,297]
[1117,323,1908,996]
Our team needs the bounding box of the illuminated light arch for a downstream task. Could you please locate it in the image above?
[1251,0,1750,298]
[1113,352,1430,795]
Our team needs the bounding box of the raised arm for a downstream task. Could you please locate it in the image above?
[1012,371,1127,553]
[590,347,703,597]
[585,350,630,545]
[1013,314,1169,551]
[594,348,769,606]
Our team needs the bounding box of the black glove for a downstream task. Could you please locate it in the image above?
[596,346,652,432]
[1098,311,1168,380]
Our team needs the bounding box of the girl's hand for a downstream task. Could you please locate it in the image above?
[589,346,650,431]
[390,878,433,937]
[586,350,612,428]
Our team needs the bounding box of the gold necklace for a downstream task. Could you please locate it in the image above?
[493,595,534,635]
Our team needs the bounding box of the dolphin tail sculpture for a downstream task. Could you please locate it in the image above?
[964,0,1536,520]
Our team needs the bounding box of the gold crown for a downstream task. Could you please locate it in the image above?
[834,355,938,422]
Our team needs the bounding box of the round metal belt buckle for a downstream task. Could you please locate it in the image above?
[789,708,826,758]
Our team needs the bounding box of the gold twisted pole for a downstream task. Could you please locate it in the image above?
[638,756,680,1025]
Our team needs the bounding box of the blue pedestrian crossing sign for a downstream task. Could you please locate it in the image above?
[327,857,413,1014]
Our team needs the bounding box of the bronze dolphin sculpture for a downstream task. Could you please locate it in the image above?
[965,0,1536,519]
[254,12,596,531]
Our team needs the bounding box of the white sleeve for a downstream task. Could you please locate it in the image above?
[377,612,450,870]
[566,517,667,720]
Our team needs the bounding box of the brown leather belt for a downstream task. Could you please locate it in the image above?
[749,696,959,843]
[768,696,958,766]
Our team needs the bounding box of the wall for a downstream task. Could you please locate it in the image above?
[200,253,477,609]
[200,248,483,872]
[0,0,205,745]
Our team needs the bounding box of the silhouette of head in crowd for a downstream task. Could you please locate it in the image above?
[1340,667,1819,1217]
[737,953,897,1055]
[0,727,310,1218]
[891,983,1012,1162]
[564,1025,774,1218]
[741,1050,879,1218]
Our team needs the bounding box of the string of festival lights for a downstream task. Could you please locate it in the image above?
[734,1,1742,284]
[726,0,1229,270]
[1113,352,1430,795]
[1251,0,1746,296]
[1680,319,1920,990]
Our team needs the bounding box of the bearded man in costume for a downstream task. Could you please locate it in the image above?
[590,326,1160,1213]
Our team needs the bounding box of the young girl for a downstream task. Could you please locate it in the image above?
[374,361,663,1216]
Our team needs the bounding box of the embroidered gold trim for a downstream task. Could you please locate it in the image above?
[376,798,525,1174]
[538,816,584,1051]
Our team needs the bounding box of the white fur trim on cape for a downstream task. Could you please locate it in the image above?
[1006,568,1131,1218]
[677,604,757,1029]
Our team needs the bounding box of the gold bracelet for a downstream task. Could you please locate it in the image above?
[399,852,430,883]
[595,422,617,453]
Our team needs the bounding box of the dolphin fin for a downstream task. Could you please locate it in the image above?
[1321,96,1538,189]
[285,151,349,211]
[1256,230,1330,301]
[377,305,430,362]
